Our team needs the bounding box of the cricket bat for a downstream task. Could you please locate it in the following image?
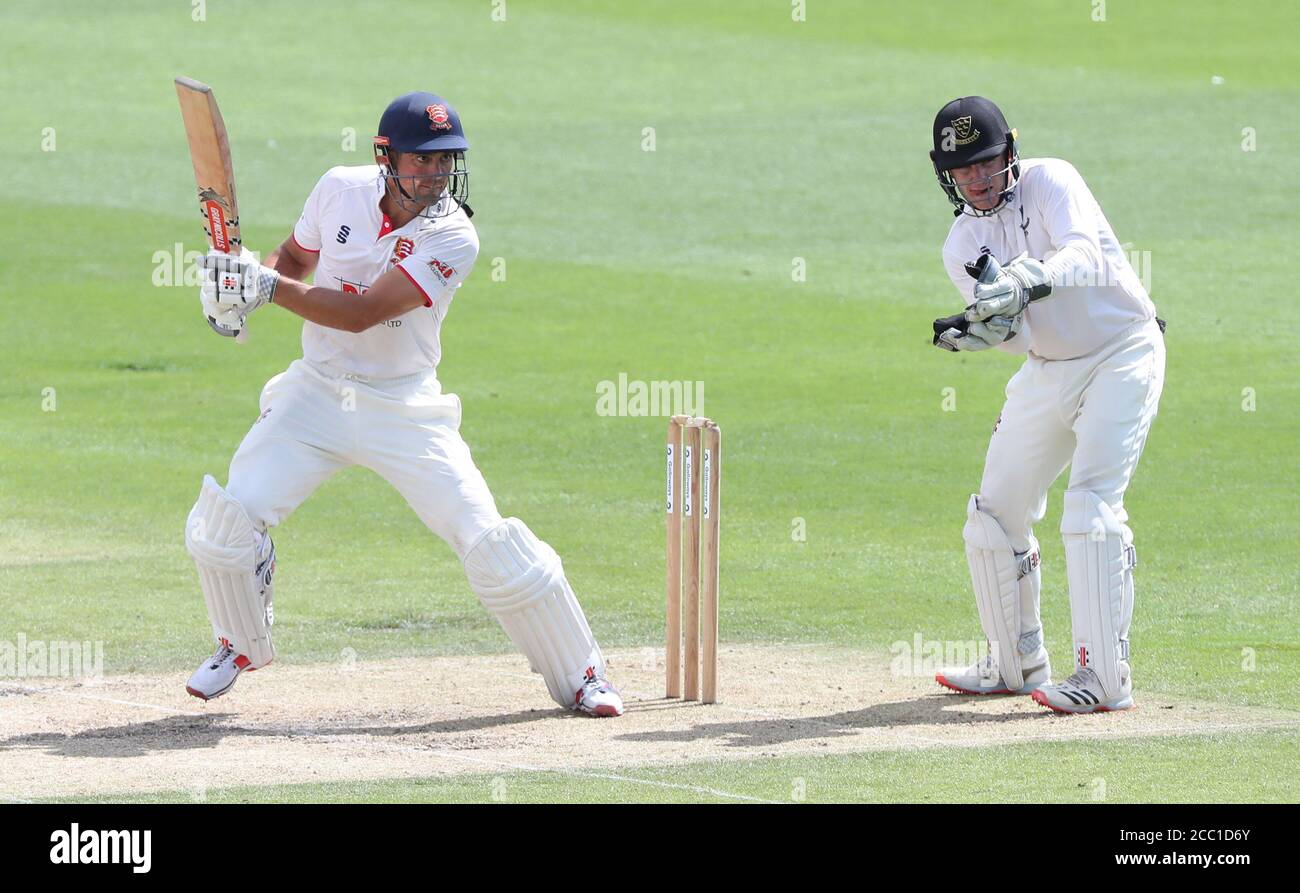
[175,76,241,254]
[175,76,247,340]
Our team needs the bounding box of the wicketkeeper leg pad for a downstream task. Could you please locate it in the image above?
[463,518,605,709]
[1061,490,1134,697]
[963,495,1046,691]
[185,475,276,668]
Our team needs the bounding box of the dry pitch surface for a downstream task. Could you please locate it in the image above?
[3,645,1297,802]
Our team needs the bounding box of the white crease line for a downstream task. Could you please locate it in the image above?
[0,681,205,717]
[1,795,35,804]
[171,722,782,804]
[208,722,781,803]
[424,749,784,804]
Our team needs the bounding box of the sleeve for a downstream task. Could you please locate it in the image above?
[396,228,480,308]
[291,169,334,254]
[942,236,1030,355]
[942,237,977,305]
[1033,160,1103,287]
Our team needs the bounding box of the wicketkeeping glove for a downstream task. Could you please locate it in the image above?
[966,253,1051,322]
[933,312,1023,352]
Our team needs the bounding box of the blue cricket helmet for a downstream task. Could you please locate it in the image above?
[376,91,469,153]
[373,92,471,218]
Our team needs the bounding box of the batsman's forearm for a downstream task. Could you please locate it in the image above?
[272,279,371,333]
[265,247,313,281]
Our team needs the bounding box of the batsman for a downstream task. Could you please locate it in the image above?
[928,97,1165,713]
[181,91,624,716]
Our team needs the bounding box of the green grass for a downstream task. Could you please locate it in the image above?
[56,728,1300,804]
[1,0,1297,800]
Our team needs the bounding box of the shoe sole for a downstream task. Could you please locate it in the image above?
[1030,689,1135,714]
[186,683,227,702]
[185,665,254,702]
[935,673,1042,696]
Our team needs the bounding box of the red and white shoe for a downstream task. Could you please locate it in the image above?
[1031,667,1134,714]
[185,638,256,701]
[936,653,1050,696]
[574,667,624,717]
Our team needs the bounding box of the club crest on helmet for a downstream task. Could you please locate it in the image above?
[951,116,978,145]
[426,104,451,130]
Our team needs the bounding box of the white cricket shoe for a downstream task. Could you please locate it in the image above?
[574,667,624,717]
[1031,667,1134,714]
[936,653,1051,696]
[185,638,256,701]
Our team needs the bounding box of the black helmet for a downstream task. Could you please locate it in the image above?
[929,96,1020,217]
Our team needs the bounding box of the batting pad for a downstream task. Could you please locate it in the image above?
[185,475,276,668]
[963,495,1041,690]
[1061,490,1133,697]
[463,518,604,708]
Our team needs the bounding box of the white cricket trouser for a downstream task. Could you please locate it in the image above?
[978,319,1166,550]
[225,358,501,557]
[218,358,608,710]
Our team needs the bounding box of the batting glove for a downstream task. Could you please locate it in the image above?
[200,247,278,312]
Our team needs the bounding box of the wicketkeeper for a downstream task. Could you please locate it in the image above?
[928,96,1165,713]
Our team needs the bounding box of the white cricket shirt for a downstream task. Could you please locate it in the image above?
[941,157,1155,360]
[291,165,479,378]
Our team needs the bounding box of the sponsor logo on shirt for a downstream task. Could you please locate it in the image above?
[428,258,455,284]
